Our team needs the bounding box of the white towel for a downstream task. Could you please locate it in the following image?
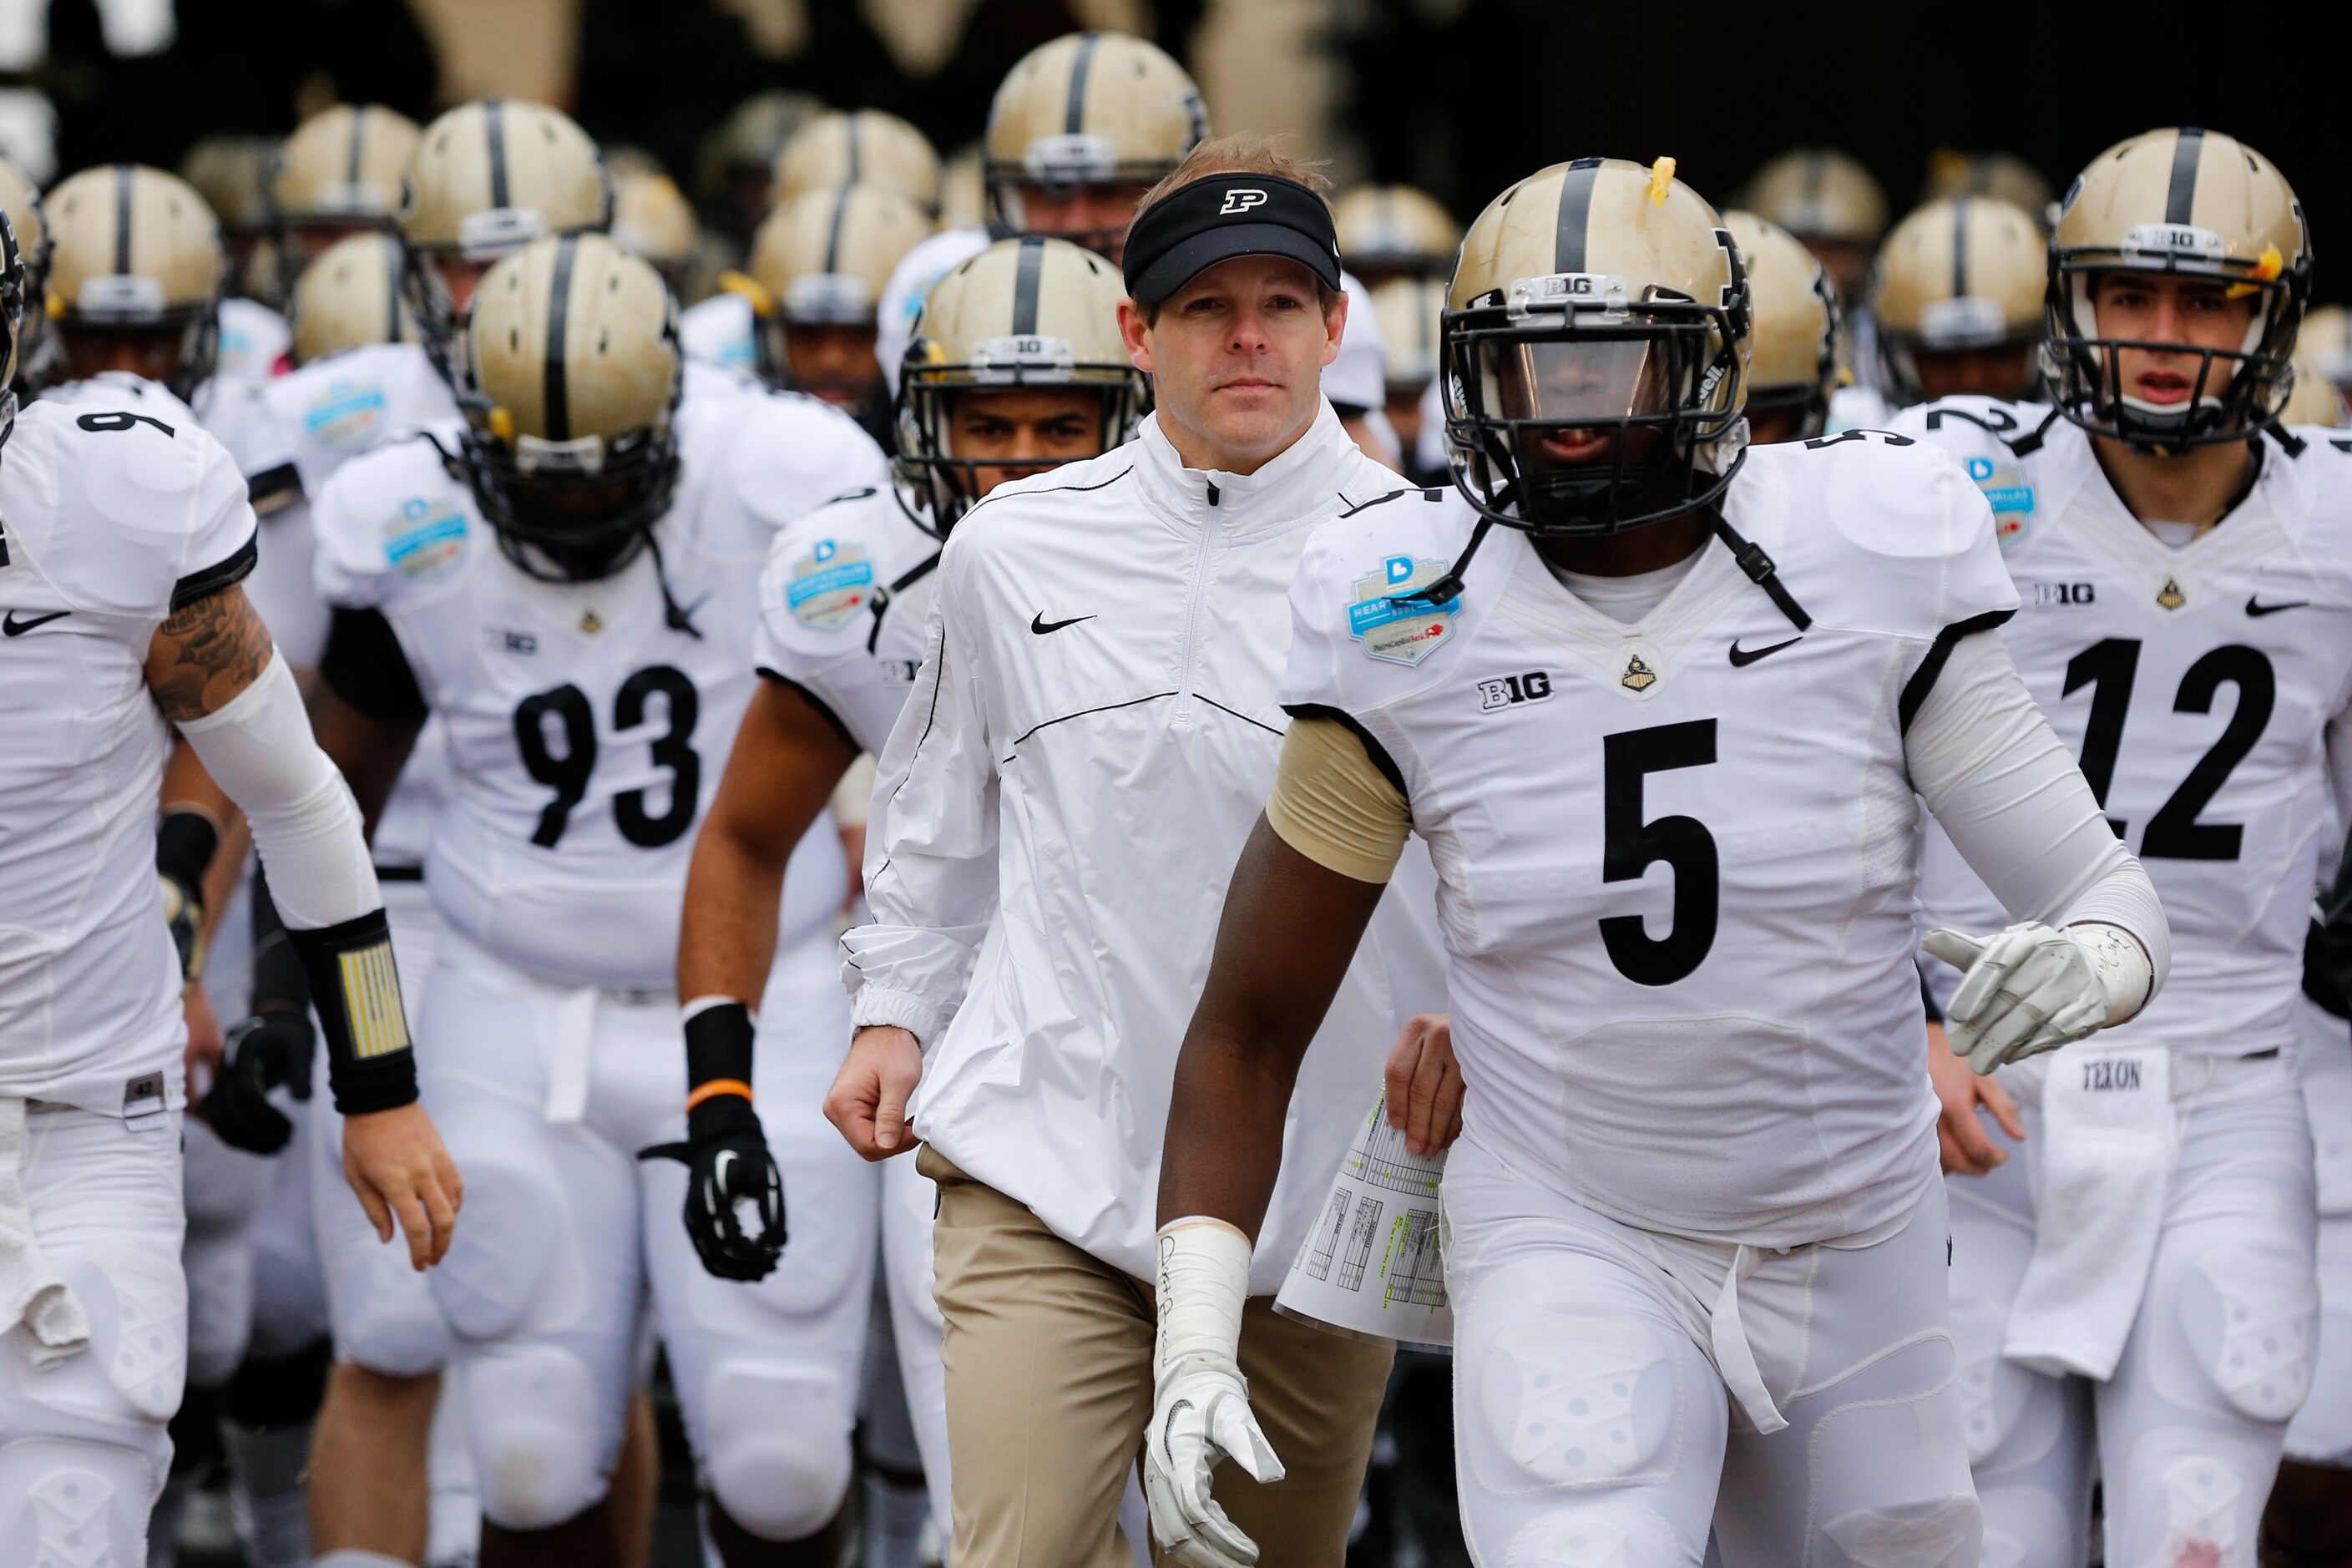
[2003,1043,2177,1380]
[531,984,599,1125]
[0,1097,91,1368]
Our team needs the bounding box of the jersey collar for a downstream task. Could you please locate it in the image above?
[1133,398,1359,539]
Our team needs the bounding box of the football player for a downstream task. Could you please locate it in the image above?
[270,104,421,297]
[694,90,827,248]
[1151,155,2166,1568]
[610,168,702,302]
[1921,149,2055,226]
[771,109,941,215]
[0,153,47,393]
[0,204,458,1568]
[181,133,291,372]
[235,98,623,1568]
[682,183,932,441]
[306,233,888,1568]
[1893,127,2348,1568]
[678,231,1146,1551]
[874,32,1209,388]
[1741,147,1888,304]
[1371,274,1444,482]
[1722,210,1839,443]
[1872,196,2046,407]
[1332,183,1459,288]
[286,234,416,368]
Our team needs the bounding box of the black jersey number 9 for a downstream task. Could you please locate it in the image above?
[1601,719,1719,985]
[513,666,701,849]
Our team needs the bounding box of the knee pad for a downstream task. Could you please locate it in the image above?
[1821,1495,1980,1568]
[700,1363,853,1541]
[2110,1424,2270,1568]
[1465,1305,1677,1495]
[81,1237,188,1423]
[336,1280,453,1379]
[2175,1240,2321,1424]
[1500,1506,1683,1566]
[462,1346,606,1532]
[0,1435,160,1567]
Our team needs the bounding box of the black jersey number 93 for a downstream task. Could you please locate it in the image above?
[513,666,701,849]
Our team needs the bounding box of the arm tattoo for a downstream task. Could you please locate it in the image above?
[147,587,275,722]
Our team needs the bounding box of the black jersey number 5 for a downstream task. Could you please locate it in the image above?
[1601,719,1719,985]
[2062,639,2275,860]
[513,666,702,849]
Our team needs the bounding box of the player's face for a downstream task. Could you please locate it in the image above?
[1122,255,1343,468]
[1802,235,1871,302]
[781,321,883,407]
[2092,271,2258,412]
[1013,182,1151,264]
[56,323,187,386]
[419,253,499,316]
[946,386,1104,497]
[1496,336,1670,471]
[1912,342,2037,403]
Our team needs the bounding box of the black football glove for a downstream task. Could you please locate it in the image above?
[640,1094,787,1282]
[159,873,205,984]
[200,1008,316,1154]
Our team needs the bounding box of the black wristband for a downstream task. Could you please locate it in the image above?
[1919,969,1945,1027]
[684,1001,757,1138]
[156,809,220,894]
[286,907,417,1114]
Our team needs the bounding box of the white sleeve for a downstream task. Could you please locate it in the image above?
[175,650,382,931]
[838,549,1000,1047]
[2328,700,2352,842]
[1907,630,2170,991]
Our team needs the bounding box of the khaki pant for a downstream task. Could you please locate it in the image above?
[920,1147,1394,1568]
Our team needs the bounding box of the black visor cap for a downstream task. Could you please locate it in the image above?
[1123,174,1343,304]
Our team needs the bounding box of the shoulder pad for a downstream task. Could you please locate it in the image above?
[310,433,477,607]
[1280,487,1485,713]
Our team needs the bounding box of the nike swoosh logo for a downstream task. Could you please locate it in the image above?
[2,609,69,637]
[2245,596,2309,617]
[1727,635,1801,667]
[1030,613,1096,635]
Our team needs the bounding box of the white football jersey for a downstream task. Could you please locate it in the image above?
[312,393,889,990]
[1896,397,2352,1058]
[753,483,939,754]
[0,394,258,1114]
[215,296,291,383]
[680,291,757,376]
[1280,434,2018,1248]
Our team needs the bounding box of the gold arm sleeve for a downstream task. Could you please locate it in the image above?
[1264,716,1413,885]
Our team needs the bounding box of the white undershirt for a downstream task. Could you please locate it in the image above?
[1544,551,1702,624]
[2142,519,2201,549]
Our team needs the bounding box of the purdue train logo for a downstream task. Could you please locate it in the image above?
[1621,652,1657,691]
[2156,576,2187,611]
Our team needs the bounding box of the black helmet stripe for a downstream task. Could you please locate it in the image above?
[348,105,366,188]
[544,235,577,442]
[1951,196,1969,298]
[382,235,401,343]
[485,99,511,210]
[114,163,133,276]
[822,185,851,274]
[847,114,862,184]
[2166,127,2204,226]
[1553,159,1602,274]
[1065,32,1101,135]
[1011,235,1044,335]
[1802,150,1825,205]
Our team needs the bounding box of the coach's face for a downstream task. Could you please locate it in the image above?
[1120,255,1344,473]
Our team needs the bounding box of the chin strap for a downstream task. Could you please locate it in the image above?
[1392,514,1493,609]
[641,531,705,640]
[1706,508,1812,634]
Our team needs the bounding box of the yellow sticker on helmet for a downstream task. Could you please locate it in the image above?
[2226,245,2284,301]
[718,268,777,318]
[1649,157,1677,208]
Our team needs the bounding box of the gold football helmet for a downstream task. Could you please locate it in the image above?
[0,155,48,379]
[2281,340,2349,427]
[1334,185,1459,283]
[0,207,30,406]
[274,104,421,236]
[984,32,1207,256]
[1871,196,2044,406]
[747,182,933,407]
[402,99,613,367]
[459,233,681,582]
[1444,157,1748,539]
[895,235,1146,532]
[1722,210,1838,441]
[697,90,826,240]
[43,164,225,400]
[181,134,279,299]
[2045,127,2309,451]
[611,169,699,296]
[1920,150,2054,225]
[2300,303,2352,397]
[772,110,941,215]
[1743,149,1888,246]
[289,233,415,365]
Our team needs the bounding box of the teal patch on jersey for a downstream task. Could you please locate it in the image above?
[383,496,467,579]
[305,377,390,452]
[787,539,874,630]
[1348,554,1458,665]
[1965,455,2036,550]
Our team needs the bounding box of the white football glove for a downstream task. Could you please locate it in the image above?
[1144,1355,1285,1568]
[1922,921,2146,1073]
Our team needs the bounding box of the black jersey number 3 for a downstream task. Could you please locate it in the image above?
[513,666,701,848]
[1601,720,1720,985]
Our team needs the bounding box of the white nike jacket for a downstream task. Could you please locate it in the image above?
[845,402,1448,1291]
